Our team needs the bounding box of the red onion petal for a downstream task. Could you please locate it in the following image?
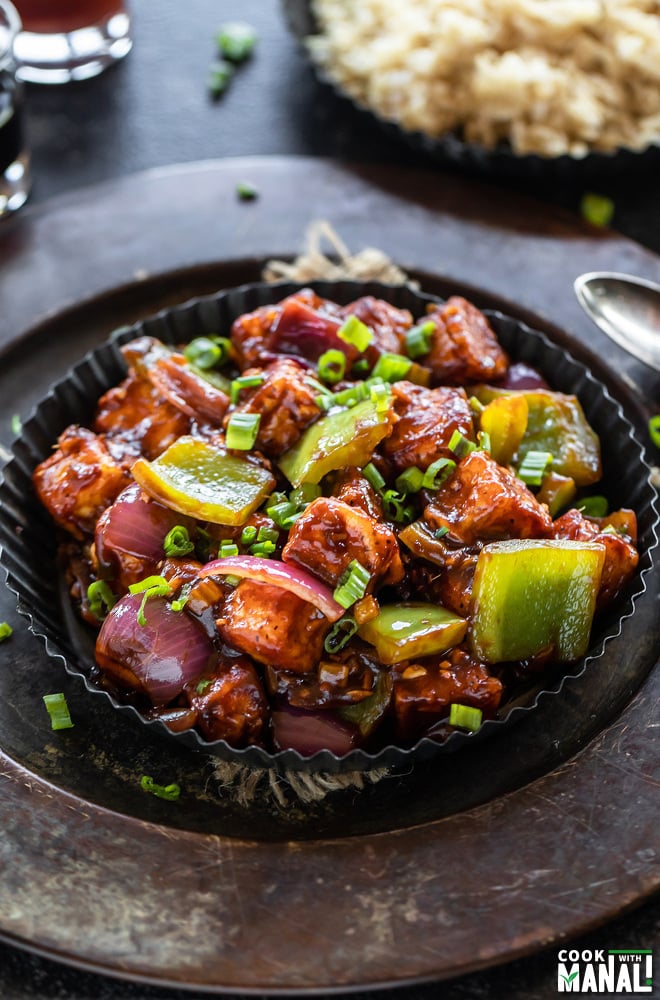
[96,594,214,705]
[272,707,359,756]
[95,483,188,564]
[197,556,345,622]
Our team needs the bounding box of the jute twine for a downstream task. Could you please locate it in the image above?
[210,223,413,808]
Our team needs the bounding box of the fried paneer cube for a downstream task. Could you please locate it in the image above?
[381,382,474,474]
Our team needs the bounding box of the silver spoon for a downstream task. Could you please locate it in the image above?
[574,271,660,373]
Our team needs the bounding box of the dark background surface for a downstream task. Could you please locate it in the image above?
[0,0,658,997]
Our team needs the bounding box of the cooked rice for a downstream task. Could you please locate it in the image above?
[307,0,660,157]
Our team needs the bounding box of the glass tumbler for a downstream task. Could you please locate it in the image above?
[0,0,30,217]
[12,0,131,83]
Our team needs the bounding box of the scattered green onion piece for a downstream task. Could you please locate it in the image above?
[371,352,412,383]
[230,373,265,404]
[434,526,449,539]
[184,336,231,370]
[324,614,359,654]
[395,466,424,495]
[478,430,491,453]
[333,383,369,408]
[337,314,374,352]
[289,483,321,506]
[317,349,346,385]
[87,580,117,621]
[249,540,276,557]
[268,500,298,528]
[170,582,193,612]
[240,524,258,546]
[280,510,303,530]
[448,430,477,459]
[196,678,213,694]
[305,376,334,397]
[580,192,614,228]
[265,491,287,511]
[315,394,333,412]
[43,692,74,731]
[369,380,391,414]
[449,703,483,732]
[381,488,407,522]
[405,321,434,359]
[352,358,371,376]
[10,414,21,436]
[257,524,279,543]
[422,458,456,490]
[576,495,609,518]
[216,21,257,62]
[219,541,240,558]
[225,574,241,587]
[469,395,485,416]
[362,462,386,492]
[207,58,234,98]
[517,450,553,487]
[226,411,260,450]
[236,180,259,201]
[0,622,12,641]
[128,575,171,627]
[333,559,371,610]
[163,525,195,558]
[140,775,181,801]
[649,414,660,449]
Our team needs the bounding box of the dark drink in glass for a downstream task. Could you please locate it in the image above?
[13,0,131,83]
[0,0,30,217]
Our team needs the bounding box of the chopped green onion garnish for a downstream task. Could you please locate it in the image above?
[257,524,279,543]
[371,352,412,383]
[434,526,449,539]
[449,703,483,732]
[333,383,370,408]
[352,358,371,376]
[422,457,456,490]
[170,582,193,612]
[140,775,181,801]
[362,462,386,492]
[163,525,195,558]
[395,466,424,495]
[268,500,298,528]
[318,349,346,385]
[219,540,239,558]
[337,314,374,352]
[333,559,371,610]
[469,395,485,416]
[324,614,359,654]
[226,411,260,450]
[184,336,231,370]
[0,622,12,641]
[43,692,74,731]
[580,192,614,228]
[230,373,264,404]
[236,180,259,201]
[207,58,234,98]
[517,450,553,486]
[448,430,477,459]
[249,540,276,557]
[128,575,171,626]
[265,491,287,511]
[305,376,334,397]
[240,524,258,546]
[649,414,660,449]
[405,321,434,359]
[289,483,321,506]
[576,495,609,518]
[381,488,408,523]
[369,380,391,413]
[315,394,333,412]
[216,21,257,62]
[478,430,491,453]
[87,580,117,621]
[196,678,213,694]
[10,414,21,436]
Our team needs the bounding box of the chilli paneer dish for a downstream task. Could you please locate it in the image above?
[33,288,639,756]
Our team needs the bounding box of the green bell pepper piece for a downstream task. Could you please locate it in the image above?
[472,387,601,486]
[339,670,393,738]
[358,602,467,665]
[469,539,605,664]
[278,398,392,487]
[132,436,275,525]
